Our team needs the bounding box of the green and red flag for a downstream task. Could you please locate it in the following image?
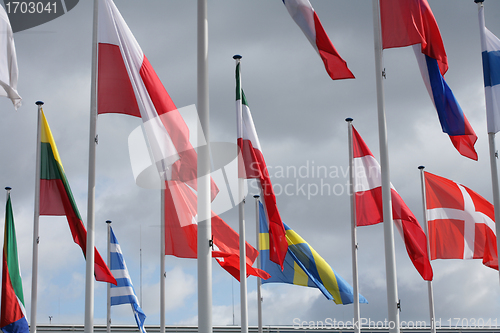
[39,110,116,284]
[1,191,29,333]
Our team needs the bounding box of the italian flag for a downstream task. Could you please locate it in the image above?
[235,62,288,269]
[1,192,29,333]
[39,110,116,285]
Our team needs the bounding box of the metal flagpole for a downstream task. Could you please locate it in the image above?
[372,1,400,332]
[418,167,436,333]
[85,0,99,332]
[476,0,500,285]
[160,189,166,333]
[30,101,44,333]
[346,118,360,333]
[140,225,143,306]
[234,54,248,333]
[254,195,262,333]
[106,220,112,333]
[197,0,212,332]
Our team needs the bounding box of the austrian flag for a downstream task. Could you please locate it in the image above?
[352,126,433,281]
[424,172,498,270]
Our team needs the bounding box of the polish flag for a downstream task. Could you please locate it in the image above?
[352,126,433,281]
[424,172,498,270]
[97,0,217,196]
[282,0,354,80]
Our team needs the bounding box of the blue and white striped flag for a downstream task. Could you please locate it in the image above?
[110,227,147,333]
[480,20,500,134]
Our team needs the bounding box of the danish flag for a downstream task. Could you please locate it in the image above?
[424,171,498,270]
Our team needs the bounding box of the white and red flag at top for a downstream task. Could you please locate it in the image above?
[424,172,498,270]
[97,0,218,197]
[282,0,354,80]
[352,126,433,281]
[96,0,269,280]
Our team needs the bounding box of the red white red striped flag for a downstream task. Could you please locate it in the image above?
[352,126,433,281]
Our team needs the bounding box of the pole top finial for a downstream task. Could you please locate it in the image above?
[345,117,353,122]
[253,195,260,198]
[233,54,242,60]
[418,165,425,170]
[35,101,44,106]
[5,187,11,191]
[106,220,112,224]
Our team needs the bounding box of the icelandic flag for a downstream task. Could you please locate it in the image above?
[380,0,478,160]
[109,227,147,333]
[480,21,500,133]
[259,202,367,304]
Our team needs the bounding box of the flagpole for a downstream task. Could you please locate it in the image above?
[418,167,436,333]
[197,0,212,332]
[346,118,360,333]
[254,195,262,333]
[234,54,248,333]
[372,1,400,332]
[160,188,166,333]
[476,0,500,285]
[106,220,112,333]
[30,101,44,333]
[85,0,99,332]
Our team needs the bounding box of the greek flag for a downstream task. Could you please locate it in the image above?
[110,227,147,333]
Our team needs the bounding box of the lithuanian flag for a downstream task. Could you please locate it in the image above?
[1,191,29,333]
[39,110,116,284]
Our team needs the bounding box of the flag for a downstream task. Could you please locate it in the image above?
[109,227,146,333]
[97,0,217,197]
[39,110,116,285]
[0,6,21,109]
[259,202,367,305]
[282,0,354,80]
[380,0,478,160]
[235,62,288,269]
[1,192,29,333]
[480,22,500,133]
[424,171,498,270]
[164,180,270,281]
[352,126,433,281]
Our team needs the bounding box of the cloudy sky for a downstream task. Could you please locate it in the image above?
[2,0,500,329]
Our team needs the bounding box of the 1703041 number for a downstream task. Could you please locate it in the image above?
[5,2,57,14]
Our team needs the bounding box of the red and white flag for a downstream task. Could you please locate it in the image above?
[97,0,217,197]
[352,126,433,281]
[236,63,288,269]
[282,0,354,80]
[164,180,270,281]
[424,172,498,270]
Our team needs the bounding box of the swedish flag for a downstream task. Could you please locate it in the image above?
[259,202,367,305]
